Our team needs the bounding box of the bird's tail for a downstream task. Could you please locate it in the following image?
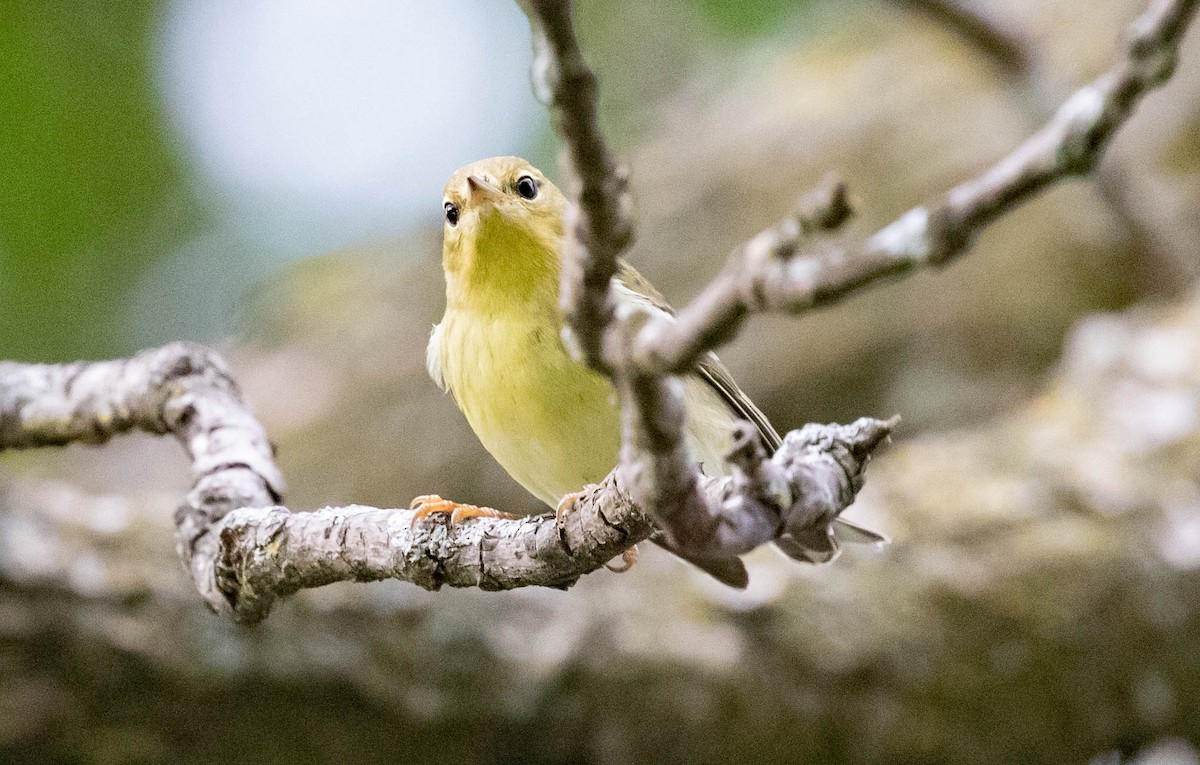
[651,518,887,588]
[649,535,750,589]
[772,518,888,565]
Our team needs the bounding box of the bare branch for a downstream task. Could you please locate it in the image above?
[522,0,634,372]
[0,345,889,623]
[213,478,654,624]
[890,0,1200,288]
[640,0,1199,377]
[0,344,282,615]
[890,0,1033,78]
[216,415,888,623]
[614,178,857,562]
[634,175,854,377]
[522,0,1196,563]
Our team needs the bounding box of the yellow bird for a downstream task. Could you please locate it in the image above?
[415,156,880,586]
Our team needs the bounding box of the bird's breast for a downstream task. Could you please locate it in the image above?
[441,309,623,507]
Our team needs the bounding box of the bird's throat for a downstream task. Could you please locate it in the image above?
[445,211,561,315]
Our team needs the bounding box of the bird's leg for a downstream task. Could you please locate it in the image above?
[605,545,639,573]
[409,494,520,527]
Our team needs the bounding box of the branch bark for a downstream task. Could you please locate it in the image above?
[0,343,889,624]
[521,0,634,373]
[641,0,1198,378]
[889,0,1200,293]
[520,0,1198,562]
[0,344,282,619]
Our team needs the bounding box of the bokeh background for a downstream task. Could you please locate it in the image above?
[3,0,1200,762]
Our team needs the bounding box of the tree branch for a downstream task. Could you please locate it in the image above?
[0,343,889,623]
[890,0,1200,289]
[889,0,1033,79]
[0,344,282,618]
[641,0,1197,378]
[520,0,877,566]
[521,0,1196,562]
[521,0,634,372]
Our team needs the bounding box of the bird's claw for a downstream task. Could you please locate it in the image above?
[409,494,518,528]
[605,545,639,573]
[556,490,638,573]
[555,490,587,533]
[554,489,590,551]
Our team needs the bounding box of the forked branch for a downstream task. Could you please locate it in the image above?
[522,0,1197,561]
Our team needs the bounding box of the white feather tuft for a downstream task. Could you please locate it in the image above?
[426,323,446,391]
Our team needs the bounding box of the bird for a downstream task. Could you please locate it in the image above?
[415,156,883,587]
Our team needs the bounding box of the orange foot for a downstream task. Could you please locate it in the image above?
[606,544,639,573]
[554,489,588,534]
[409,494,520,528]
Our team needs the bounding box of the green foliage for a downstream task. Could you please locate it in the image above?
[0,0,202,361]
[0,0,829,364]
[694,0,815,38]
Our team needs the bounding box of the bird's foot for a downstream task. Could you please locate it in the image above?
[605,545,639,573]
[409,494,519,528]
[554,490,589,536]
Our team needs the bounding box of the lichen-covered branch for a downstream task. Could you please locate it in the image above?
[521,0,1196,563]
[217,415,888,623]
[520,0,634,372]
[0,344,889,623]
[0,344,281,618]
[641,0,1198,378]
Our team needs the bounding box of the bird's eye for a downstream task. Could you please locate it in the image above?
[515,175,538,200]
[444,202,459,226]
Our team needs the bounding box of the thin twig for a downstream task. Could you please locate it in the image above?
[522,0,634,372]
[641,0,1198,377]
[890,0,1033,78]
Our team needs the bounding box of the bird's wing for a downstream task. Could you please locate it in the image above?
[426,322,446,391]
[614,261,782,453]
[694,352,783,452]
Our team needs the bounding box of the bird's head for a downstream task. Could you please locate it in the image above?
[440,156,567,307]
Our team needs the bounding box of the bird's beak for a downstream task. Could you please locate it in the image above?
[467,175,504,206]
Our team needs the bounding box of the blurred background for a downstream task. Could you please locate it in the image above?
[2,0,1200,762]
